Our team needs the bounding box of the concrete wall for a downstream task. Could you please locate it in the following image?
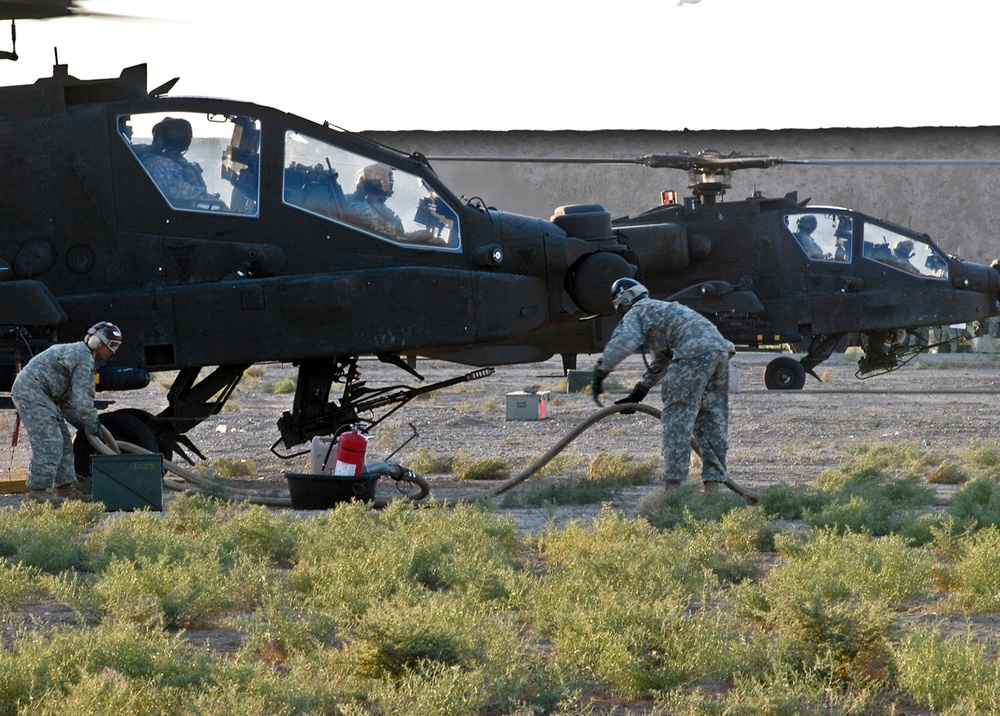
[363,127,1000,266]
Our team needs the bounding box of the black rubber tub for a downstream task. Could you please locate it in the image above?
[284,472,378,509]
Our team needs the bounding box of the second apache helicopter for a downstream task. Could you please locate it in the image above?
[1,57,998,468]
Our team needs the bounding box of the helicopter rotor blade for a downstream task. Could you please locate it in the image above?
[425,155,642,165]
[0,0,158,22]
[778,158,1000,166]
[426,152,1000,170]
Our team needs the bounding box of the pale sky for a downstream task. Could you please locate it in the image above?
[1,0,992,132]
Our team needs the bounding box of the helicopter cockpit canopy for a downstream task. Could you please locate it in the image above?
[784,209,949,280]
[120,111,261,215]
[861,221,949,279]
[283,131,461,251]
[784,210,853,263]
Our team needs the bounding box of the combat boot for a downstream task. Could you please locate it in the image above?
[28,490,67,506]
[664,480,683,492]
[702,480,723,494]
[52,483,93,503]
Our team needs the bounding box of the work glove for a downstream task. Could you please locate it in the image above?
[591,368,609,407]
[614,384,649,414]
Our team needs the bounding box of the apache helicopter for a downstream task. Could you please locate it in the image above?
[1,57,999,471]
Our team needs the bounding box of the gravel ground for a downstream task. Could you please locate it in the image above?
[3,349,997,528]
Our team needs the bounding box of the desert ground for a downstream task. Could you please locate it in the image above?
[3,349,998,526]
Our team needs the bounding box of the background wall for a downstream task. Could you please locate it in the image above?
[363,127,1000,266]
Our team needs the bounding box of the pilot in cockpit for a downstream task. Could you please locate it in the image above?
[792,215,825,259]
[140,117,227,211]
[343,164,406,236]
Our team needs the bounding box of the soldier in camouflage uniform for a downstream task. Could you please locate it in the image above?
[343,164,406,237]
[11,322,122,505]
[591,279,735,492]
[140,117,226,210]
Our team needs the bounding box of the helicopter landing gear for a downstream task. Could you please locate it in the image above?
[72,409,159,478]
[763,355,806,390]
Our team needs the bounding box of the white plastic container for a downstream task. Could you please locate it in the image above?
[310,435,337,474]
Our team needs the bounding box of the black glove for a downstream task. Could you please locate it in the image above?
[614,384,649,414]
[591,368,609,407]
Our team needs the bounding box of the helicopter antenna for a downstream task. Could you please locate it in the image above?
[0,19,16,61]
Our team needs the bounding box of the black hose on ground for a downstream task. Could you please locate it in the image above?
[458,403,761,503]
[86,403,761,508]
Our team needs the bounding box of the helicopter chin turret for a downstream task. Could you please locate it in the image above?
[567,251,637,315]
[549,204,637,315]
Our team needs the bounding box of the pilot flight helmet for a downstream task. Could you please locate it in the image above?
[151,117,193,153]
[85,321,123,353]
[355,164,394,197]
[797,214,818,232]
[611,277,649,314]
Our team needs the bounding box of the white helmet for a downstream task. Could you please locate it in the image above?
[611,278,649,314]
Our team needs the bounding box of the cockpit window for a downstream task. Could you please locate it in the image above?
[282,131,460,250]
[784,211,852,262]
[119,112,260,215]
[862,222,948,279]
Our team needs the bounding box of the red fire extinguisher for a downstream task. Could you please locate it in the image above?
[333,426,368,476]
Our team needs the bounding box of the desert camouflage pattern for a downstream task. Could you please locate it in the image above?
[11,342,99,489]
[596,299,735,484]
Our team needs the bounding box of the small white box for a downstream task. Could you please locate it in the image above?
[505,391,550,420]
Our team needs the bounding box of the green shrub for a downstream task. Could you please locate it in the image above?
[947,477,1000,531]
[403,447,457,475]
[637,482,748,529]
[894,624,1000,712]
[927,459,968,485]
[798,452,937,536]
[948,526,1000,612]
[526,449,586,477]
[0,622,220,712]
[528,510,759,695]
[455,456,509,481]
[758,482,831,520]
[721,505,776,553]
[0,561,39,612]
[263,377,297,394]
[0,501,104,573]
[244,364,266,380]
[737,530,934,689]
[203,457,257,478]
[290,501,528,619]
[586,450,658,485]
[92,552,274,628]
[499,475,618,507]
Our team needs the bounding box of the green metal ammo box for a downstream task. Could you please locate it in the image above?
[91,454,164,511]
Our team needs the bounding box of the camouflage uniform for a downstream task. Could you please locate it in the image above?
[140,152,222,209]
[596,299,735,485]
[343,192,405,236]
[10,342,101,490]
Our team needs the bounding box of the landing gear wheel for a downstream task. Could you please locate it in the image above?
[107,407,175,462]
[72,409,160,478]
[764,356,806,390]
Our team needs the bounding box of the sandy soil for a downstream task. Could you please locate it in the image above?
[3,349,997,527]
